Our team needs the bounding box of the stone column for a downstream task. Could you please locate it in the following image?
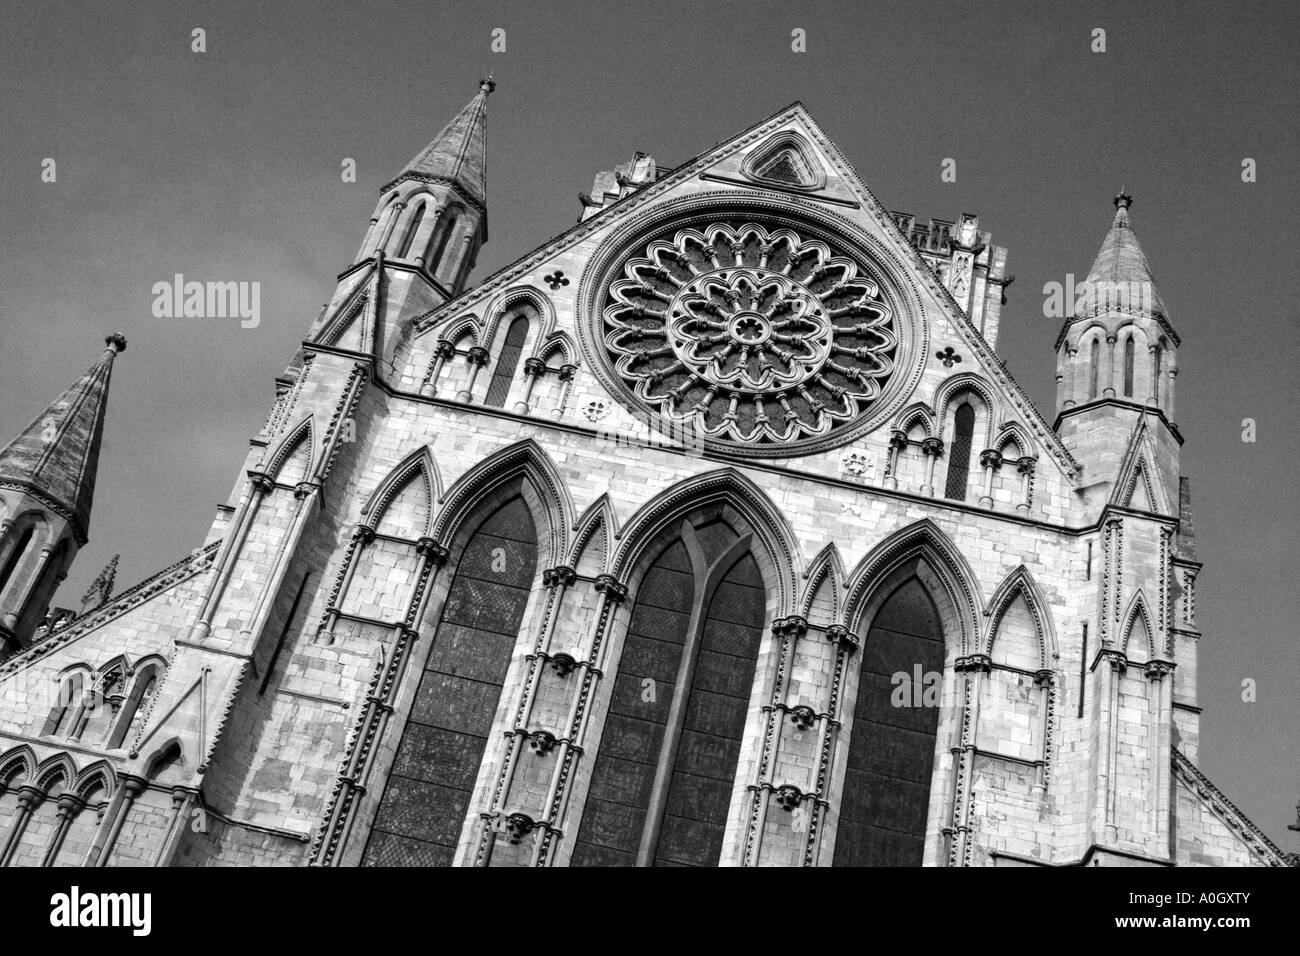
[456,346,490,403]
[515,357,546,415]
[978,449,1001,509]
[1103,334,1117,397]
[550,364,578,421]
[1064,347,1078,408]
[92,775,147,867]
[39,792,86,866]
[0,785,42,865]
[920,438,943,497]
[883,430,907,490]
[420,338,456,398]
[1015,456,1037,515]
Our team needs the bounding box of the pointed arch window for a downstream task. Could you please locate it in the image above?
[1123,335,1135,397]
[396,203,425,260]
[0,526,33,601]
[834,577,945,865]
[484,315,529,408]
[108,663,163,750]
[429,210,460,278]
[42,672,83,737]
[944,402,975,501]
[573,518,765,866]
[1088,338,1100,399]
[363,494,538,866]
[77,666,124,744]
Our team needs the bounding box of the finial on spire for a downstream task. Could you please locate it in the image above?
[1114,188,1132,210]
[480,74,496,96]
[104,332,127,354]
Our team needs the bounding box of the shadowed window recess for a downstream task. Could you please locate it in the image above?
[484,315,530,408]
[834,578,945,866]
[362,496,537,866]
[944,402,975,501]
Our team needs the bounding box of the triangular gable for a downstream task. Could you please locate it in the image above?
[410,102,1079,479]
[1173,749,1291,867]
[0,542,219,681]
[314,259,382,355]
[1111,414,1172,515]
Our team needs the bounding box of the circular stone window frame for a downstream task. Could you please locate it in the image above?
[576,191,931,459]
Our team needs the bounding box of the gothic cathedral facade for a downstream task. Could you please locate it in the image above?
[0,81,1288,867]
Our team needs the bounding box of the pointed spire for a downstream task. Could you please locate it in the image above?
[398,76,494,207]
[1080,190,1169,319]
[80,553,119,613]
[0,333,125,543]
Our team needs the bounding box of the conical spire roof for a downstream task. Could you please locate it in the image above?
[399,76,494,207]
[0,334,125,542]
[1080,191,1169,319]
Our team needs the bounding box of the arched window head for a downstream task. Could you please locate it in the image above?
[1123,335,1135,397]
[43,672,83,737]
[1088,338,1100,399]
[429,210,460,278]
[395,203,425,260]
[944,402,976,501]
[0,525,33,601]
[108,664,163,750]
[78,666,124,744]
[484,315,530,408]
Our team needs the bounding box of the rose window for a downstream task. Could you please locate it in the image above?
[601,221,898,448]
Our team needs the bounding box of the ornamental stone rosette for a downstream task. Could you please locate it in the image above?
[597,220,904,453]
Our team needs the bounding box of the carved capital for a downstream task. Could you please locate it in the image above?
[788,705,817,731]
[523,356,547,378]
[1099,648,1128,673]
[558,364,579,382]
[54,792,86,819]
[547,652,578,678]
[466,346,490,367]
[888,429,909,451]
[595,574,628,603]
[543,565,576,588]
[434,338,456,359]
[416,538,449,564]
[1034,668,1056,687]
[774,784,804,812]
[979,449,1003,469]
[248,471,275,493]
[1144,659,1176,681]
[504,812,536,845]
[1016,456,1037,475]
[352,524,376,544]
[956,653,992,673]
[825,624,860,651]
[773,615,808,639]
[921,437,945,458]
[527,730,558,756]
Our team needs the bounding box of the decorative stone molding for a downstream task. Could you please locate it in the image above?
[528,731,558,756]
[788,705,817,731]
[542,565,576,588]
[823,624,860,651]
[546,652,578,678]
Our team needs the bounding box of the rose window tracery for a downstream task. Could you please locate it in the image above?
[601,221,898,448]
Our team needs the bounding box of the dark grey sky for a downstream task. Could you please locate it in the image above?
[1,0,1296,847]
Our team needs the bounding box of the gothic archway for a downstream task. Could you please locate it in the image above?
[361,490,539,866]
[571,511,768,866]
